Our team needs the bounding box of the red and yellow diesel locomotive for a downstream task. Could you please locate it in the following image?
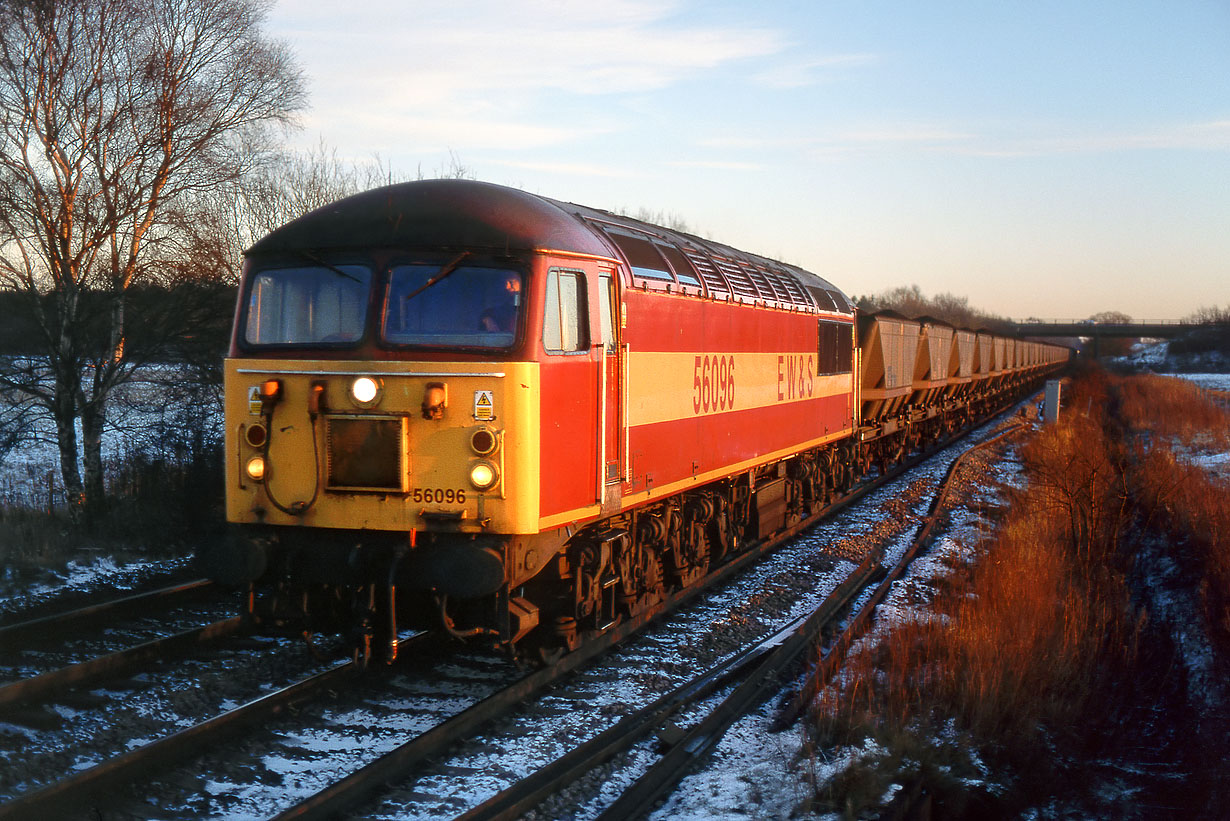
[213,179,1067,663]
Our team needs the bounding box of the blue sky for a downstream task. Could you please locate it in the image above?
[267,0,1229,320]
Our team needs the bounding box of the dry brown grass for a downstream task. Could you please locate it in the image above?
[1116,372,1230,448]
[1120,379,1230,658]
[810,483,1141,815]
[804,369,1222,816]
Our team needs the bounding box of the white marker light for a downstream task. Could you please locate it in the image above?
[351,376,381,406]
[469,461,498,490]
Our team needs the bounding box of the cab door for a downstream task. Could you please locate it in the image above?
[598,269,623,508]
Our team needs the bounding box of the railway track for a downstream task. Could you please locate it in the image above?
[0,578,240,707]
[0,582,355,814]
[462,422,1026,821]
[0,409,1031,820]
[268,419,1023,821]
[0,654,367,820]
[0,616,243,710]
[0,578,213,643]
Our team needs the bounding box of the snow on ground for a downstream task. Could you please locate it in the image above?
[1113,338,1229,375]
[1177,372,1230,392]
[0,364,221,508]
[0,364,217,610]
[0,555,192,618]
[650,423,1030,820]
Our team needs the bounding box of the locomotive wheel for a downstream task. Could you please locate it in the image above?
[627,549,664,616]
[352,633,372,671]
[537,645,565,666]
[677,526,710,588]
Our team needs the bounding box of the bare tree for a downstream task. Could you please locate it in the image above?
[415,148,473,183]
[242,141,398,244]
[1185,304,1230,325]
[0,0,305,517]
[855,284,1013,332]
[1086,310,1137,357]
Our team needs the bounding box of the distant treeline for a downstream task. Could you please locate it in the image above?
[0,283,237,361]
[853,285,1016,333]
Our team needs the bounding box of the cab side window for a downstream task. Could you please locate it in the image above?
[543,268,588,353]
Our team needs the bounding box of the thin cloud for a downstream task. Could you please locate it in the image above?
[751,53,879,88]
[490,158,644,179]
[286,0,787,155]
[700,119,1230,162]
[668,159,765,171]
[699,126,973,158]
[294,2,785,102]
[962,120,1230,156]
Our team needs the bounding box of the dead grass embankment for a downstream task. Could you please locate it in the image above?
[803,369,1230,818]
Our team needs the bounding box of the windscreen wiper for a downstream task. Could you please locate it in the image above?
[400,251,472,303]
[297,249,364,284]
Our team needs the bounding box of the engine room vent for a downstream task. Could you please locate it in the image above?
[711,256,760,302]
[679,247,731,298]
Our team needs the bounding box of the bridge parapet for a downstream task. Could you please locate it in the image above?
[1010,320,1220,339]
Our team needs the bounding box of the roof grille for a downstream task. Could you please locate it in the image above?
[711,256,760,302]
[768,270,811,307]
[743,263,784,304]
[680,247,730,297]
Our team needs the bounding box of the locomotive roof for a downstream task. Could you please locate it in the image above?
[246,179,612,258]
[247,179,851,314]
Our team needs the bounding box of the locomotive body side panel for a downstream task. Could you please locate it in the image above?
[619,289,855,507]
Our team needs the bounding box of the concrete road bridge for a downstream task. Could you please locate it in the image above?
[1009,320,1202,339]
[1009,319,1230,357]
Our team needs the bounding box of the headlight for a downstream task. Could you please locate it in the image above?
[469,461,498,491]
[245,455,267,481]
[350,376,382,407]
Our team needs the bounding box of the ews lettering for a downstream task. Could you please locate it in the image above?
[776,354,815,401]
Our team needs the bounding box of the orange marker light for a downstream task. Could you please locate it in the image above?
[422,382,447,420]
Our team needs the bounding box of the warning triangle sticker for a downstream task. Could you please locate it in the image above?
[473,390,494,420]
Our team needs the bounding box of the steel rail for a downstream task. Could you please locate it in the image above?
[0,659,359,821]
[270,494,885,821]
[597,420,1028,821]
[0,616,243,710]
[457,555,880,821]
[272,408,1032,821]
[776,419,1027,727]
[0,578,213,644]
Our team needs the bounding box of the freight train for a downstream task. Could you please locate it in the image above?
[208,179,1068,664]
